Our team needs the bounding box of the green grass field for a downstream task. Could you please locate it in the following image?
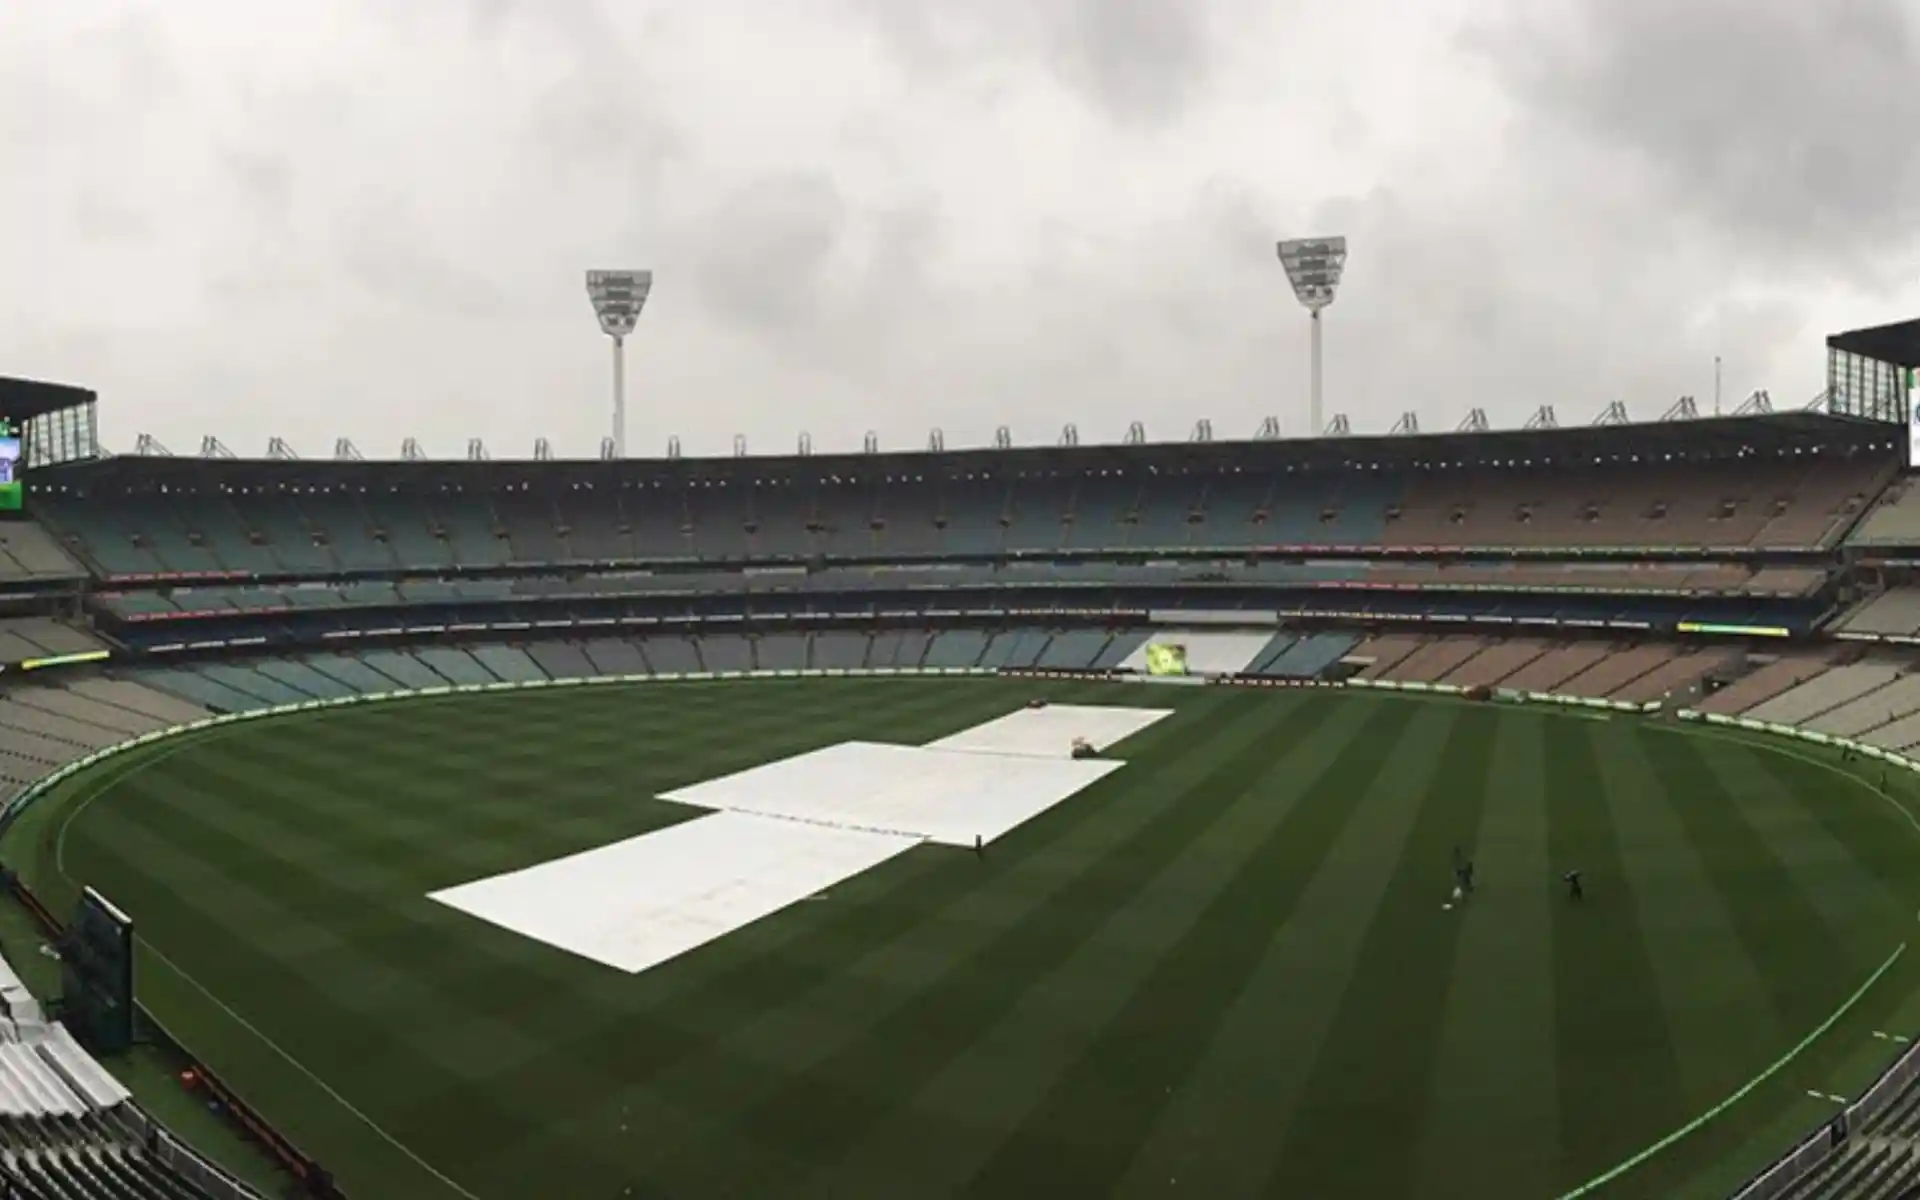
[8,676,1920,1199]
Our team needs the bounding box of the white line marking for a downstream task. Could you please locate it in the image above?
[47,721,482,1199]
[139,938,481,1198]
[1656,723,1920,839]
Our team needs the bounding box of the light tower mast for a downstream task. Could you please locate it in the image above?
[1277,236,1348,437]
[585,269,653,458]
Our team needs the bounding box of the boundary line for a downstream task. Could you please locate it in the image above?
[1652,721,1920,839]
[41,717,483,1198]
[1555,942,1907,1200]
[1553,721,1920,1198]
[23,682,1917,1200]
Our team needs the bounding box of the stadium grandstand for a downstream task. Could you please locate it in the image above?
[11,342,1920,1197]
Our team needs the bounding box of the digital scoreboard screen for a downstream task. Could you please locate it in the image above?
[0,419,21,512]
[1910,369,1920,470]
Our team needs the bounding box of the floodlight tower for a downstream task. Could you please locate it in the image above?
[1277,236,1348,437]
[585,269,653,458]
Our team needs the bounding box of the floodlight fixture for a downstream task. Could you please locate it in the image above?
[586,269,654,458]
[1277,235,1348,439]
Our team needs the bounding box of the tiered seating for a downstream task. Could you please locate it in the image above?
[1696,652,1835,715]
[254,659,356,699]
[578,638,649,675]
[48,441,1889,576]
[750,634,809,671]
[0,620,102,667]
[1746,663,1904,727]
[1381,637,1487,683]
[1842,590,1920,639]
[470,645,549,682]
[1442,640,1547,688]
[413,648,495,686]
[124,668,262,714]
[639,636,701,673]
[359,650,445,690]
[0,940,214,1200]
[698,635,752,672]
[1350,635,1424,680]
[1554,645,1677,699]
[1259,634,1357,679]
[1387,451,1887,550]
[0,523,84,581]
[1607,649,1733,704]
[0,680,205,795]
[1358,561,1809,595]
[1498,644,1611,693]
[1806,672,1920,739]
[1851,477,1920,546]
[810,632,871,669]
[1035,629,1115,669]
[923,630,989,668]
[304,653,399,695]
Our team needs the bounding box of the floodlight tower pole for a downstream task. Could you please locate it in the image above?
[586,269,653,459]
[1310,308,1325,438]
[612,336,626,458]
[1278,237,1348,437]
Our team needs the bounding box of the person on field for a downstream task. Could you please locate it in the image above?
[1563,869,1583,902]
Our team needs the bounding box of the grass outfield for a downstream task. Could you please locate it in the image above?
[8,676,1920,1199]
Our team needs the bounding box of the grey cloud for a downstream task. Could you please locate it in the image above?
[1049,0,1217,126]
[332,196,514,319]
[851,0,1227,127]
[66,188,152,246]
[220,148,297,224]
[1475,0,1920,283]
[683,173,852,332]
[74,8,184,106]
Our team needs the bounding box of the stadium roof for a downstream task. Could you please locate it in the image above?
[41,411,1898,495]
[0,376,97,422]
[1828,318,1920,368]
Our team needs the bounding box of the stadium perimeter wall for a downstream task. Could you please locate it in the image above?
[0,664,1910,1199]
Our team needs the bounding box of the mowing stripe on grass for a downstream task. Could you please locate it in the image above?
[1546,717,1689,1188]
[1649,732,1865,1038]
[1108,702,1461,1199]
[1413,707,1559,1200]
[1601,726,1795,1109]
[961,700,1435,1200]
[1261,703,1498,1198]
[807,696,1405,1200]
[1700,746,1905,966]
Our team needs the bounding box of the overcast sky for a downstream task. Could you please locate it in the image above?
[4,0,1918,460]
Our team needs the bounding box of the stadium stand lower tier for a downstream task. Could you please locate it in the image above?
[37,440,1896,576]
[0,619,106,668]
[1344,634,1736,704]
[0,946,207,1200]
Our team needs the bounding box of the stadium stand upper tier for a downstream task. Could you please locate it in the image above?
[32,414,1898,575]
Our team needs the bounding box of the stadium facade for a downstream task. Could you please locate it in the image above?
[4,360,1920,1196]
